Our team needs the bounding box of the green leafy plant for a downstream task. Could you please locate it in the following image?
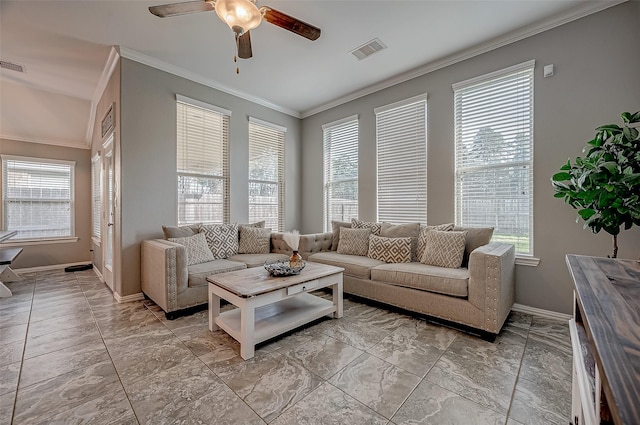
[551,111,640,258]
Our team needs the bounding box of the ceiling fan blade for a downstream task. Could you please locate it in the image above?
[149,0,213,18]
[237,31,253,59]
[261,7,321,41]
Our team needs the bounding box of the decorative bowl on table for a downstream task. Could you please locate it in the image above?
[264,259,306,276]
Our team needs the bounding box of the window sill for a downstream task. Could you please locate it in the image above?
[516,255,540,267]
[91,237,101,247]
[1,237,79,247]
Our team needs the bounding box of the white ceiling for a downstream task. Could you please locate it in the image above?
[0,0,623,149]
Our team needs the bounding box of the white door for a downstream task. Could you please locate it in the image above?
[102,134,115,290]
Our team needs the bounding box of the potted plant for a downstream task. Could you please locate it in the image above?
[551,111,640,258]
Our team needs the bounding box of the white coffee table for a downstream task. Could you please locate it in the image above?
[206,262,344,359]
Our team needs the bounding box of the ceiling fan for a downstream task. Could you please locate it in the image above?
[149,0,321,61]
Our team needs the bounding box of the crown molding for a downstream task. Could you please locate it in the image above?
[0,133,89,150]
[301,0,627,119]
[86,46,120,149]
[116,46,301,118]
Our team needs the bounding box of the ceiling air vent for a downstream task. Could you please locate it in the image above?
[350,38,387,61]
[0,60,26,73]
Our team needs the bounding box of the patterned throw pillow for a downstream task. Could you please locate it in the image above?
[238,227,272,254]
[168,232,214,266]
[337,228,371,256]
[199,223,239,259]
[367,235,412,263]
[417,223,455,261]
[421,230,467,269]
[380,222,420,261]
[351,218,382,236]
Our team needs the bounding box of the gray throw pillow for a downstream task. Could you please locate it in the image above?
[421,230,467,269]
[337,227,371,256]
[453,226,494,266]
[238,226,272,254]
[199,223,239,259]
[168,232,214,266]
[162,224,200,239]
[367,234,412,263]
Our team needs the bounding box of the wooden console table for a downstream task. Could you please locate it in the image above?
[0,230,23,297]
[566,255,640,425]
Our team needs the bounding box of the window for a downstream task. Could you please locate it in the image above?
[248,117,286,232]
[453,60,534,255]
[375,94,427,224]
[2,155,75,241]
[322,115,359,232]
[176,95,230,226]
[91,153,101,239]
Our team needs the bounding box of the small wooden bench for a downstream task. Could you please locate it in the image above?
[0,231,23,297]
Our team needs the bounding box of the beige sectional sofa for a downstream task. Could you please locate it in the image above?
[141,220,515,340]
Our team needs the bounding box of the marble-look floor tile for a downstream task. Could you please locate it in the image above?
[520,333,572,384]
[0,323,27,344]
[124,356,227,425]
[392,319,459,351]
[94,305,161,338]
[103,321,175,358]
[19,340,109,388]
[509,375,571,425]
[111,337,194,387]
[24,322,102,359]
[347,307,415,332]
[280,333,363,379]
[177,327,242,357]
[29,300,91,323]
[426,352,516,414]
[0,340,24,367]
[214,351,323,423]
[165,382,265,425]
[196,332,245,372]
[0,362,20,396]
[26,310,95,338]
[392,380,504,425]
[271,382,388,425]
[0,391,15,425]
[160,309,210,336]
[329,353,421,419]
[316,317,392,351]
[0,311,30,328]
[13,360,122,424]
[368,327,444,377]
[506,418,525,425]
[0,300,31,315]
[31,294,87,311]
[529,317,570,348]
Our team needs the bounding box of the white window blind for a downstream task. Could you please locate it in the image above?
[91,153,101,239]
[176,96,230,225]
[322,115,359,232]
[375,94,427,224]
[248,118,286,232]
[453,60,534,255]
[2,155,75,240]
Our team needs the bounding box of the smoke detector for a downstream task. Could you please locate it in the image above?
[0,60,26,73]
[350,38,386,61]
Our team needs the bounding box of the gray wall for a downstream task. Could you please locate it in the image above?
[118,58,302,296]
[0,138,92,269]
[300,2,640,315]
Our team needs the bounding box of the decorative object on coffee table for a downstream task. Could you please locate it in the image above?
[264,259,305,276]
[283,230,304,268]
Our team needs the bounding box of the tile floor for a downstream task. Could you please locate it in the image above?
[0,269,573,425]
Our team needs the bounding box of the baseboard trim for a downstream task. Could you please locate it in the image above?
[114,292,145,303]
[512,303,571,322]
[92,265,104,280]
[14,262,92,274]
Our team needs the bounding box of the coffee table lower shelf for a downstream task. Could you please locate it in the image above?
[214,293,334,347]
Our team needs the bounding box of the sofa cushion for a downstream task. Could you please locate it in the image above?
[238,226,271,254]
[417,223,455,261]
[187,259,247,288]
[337,228,371,256]
[351,219,382,236]
[380,222,420,261]
[308,251,384,280]
[162,224,200,239]
[371,263,469,297]
[421,230,467,269]
[367,234,412,263]
[168,232,214,266]
[331,220,352,251]
[453,226,494,266]
[199,223,239,259]
[227,253,290,268]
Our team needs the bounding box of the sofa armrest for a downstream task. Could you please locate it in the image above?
[468,242,515,334]
[298,232,333,259]
[141,239,189,313]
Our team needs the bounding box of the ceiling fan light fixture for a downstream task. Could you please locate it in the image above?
[215,0,262,35]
